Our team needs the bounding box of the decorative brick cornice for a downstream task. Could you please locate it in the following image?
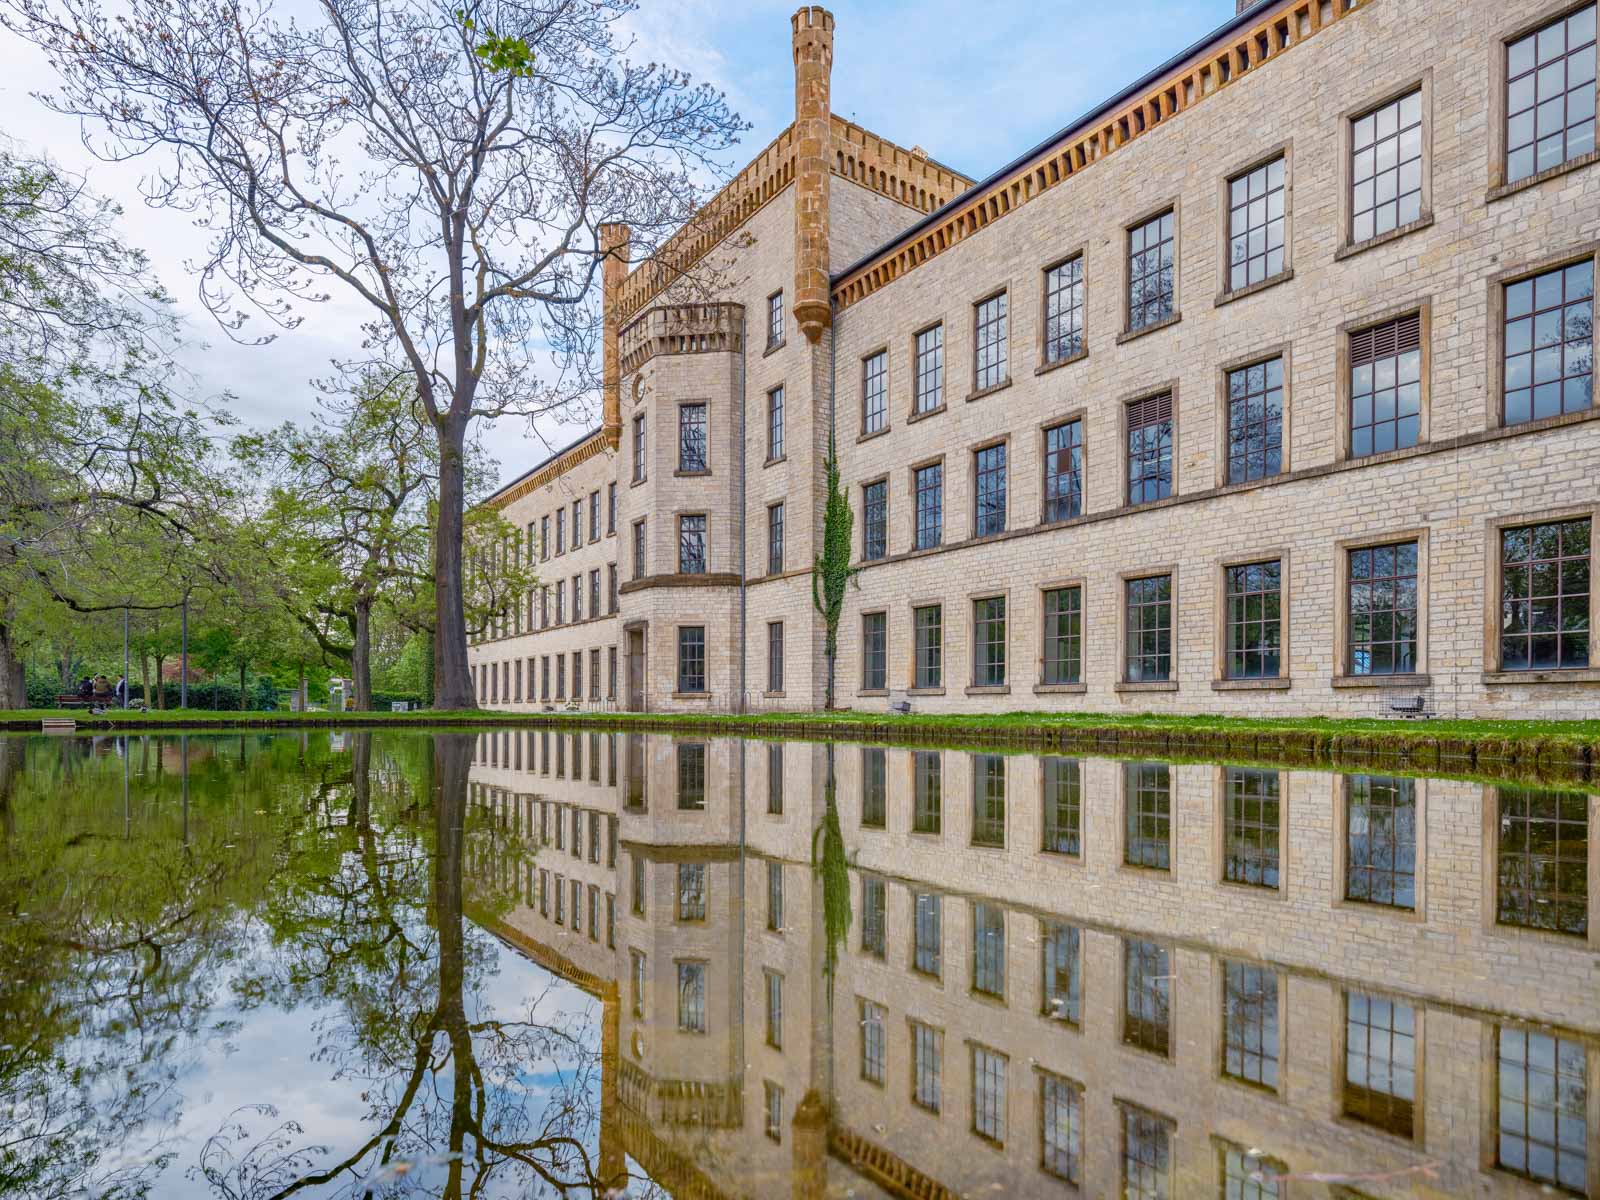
[618,302,746,376]
[830,1127,959,1200]
[618,571,742,594]
[484,430,610,511]
[832,0,1377,313]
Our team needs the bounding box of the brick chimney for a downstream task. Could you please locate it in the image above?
[791,6,833,344]
[599,222,630,445]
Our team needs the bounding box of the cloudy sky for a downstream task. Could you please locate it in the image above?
[1,0,1231,485]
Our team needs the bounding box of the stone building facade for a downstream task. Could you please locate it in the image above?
[470,0,1600,718]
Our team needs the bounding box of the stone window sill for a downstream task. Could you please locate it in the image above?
[1482,668,1600,685]
[1215,269,1294,308]
[764,455,787,468]
[1115,680,1178,693]
[1334,897,1425,924]
[1334,213,1434,261]
[965,378,1013,404]
[858,688,889,697]
[964,685,1011,697]
[1034,682,1087,695]
[762,690,786,699]
[907,686,946,696]
[1035,349,1088,377]
[1212,677,1292,691]
[1116,311,1181,345]
[671,691,712,701]
[1330,673,1432,689]
[762,338,787,358]
[906,402,947,425]
[1486,150,1600,203]
[673,468,711,479]
[857,425,891,444]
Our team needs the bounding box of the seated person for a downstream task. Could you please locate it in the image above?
[92,675,111,697]
[78,677,93,699]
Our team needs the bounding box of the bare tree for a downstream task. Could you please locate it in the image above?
[5,0,747,707]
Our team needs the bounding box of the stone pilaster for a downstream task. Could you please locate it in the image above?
[790,6,833,343]
[599,222,631,446]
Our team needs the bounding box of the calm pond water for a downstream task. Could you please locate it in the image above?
[0,729,1595,1199]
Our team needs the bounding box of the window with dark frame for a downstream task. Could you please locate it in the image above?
[1043,419,1083,522]
[971,753,1006,848]
[768,621,784,693]
[589,491,600,542]
[608,565,618,614]
[1496,784,1589,935]
[913,891,942,977]
[1227,357,1285,483]
[861,875,887,958]
[1351,89,1422,244]
[913,750,942,833]
[1042,756,1081,855]
[1350,313,1422,457]
[678,514,707,574]
[1123,939,1172,1056]
[915,323,944,413]
[914,604,943,689]
[1495,1026,1589,1191]
[1125,574,1173,682]
[862,612,887,691]
[1121,1105,1173,1200]
[859,1000,886,1084]
[608,482,616,534]
[1127,210,1175,331]
[1041,921,1081,1024]
[974,443,1007,536]
[1221,959,1280,1089]
[1342,991,1417,1138]
[678,403,707,473]
[1223,767,1281,889]
[1219,1144,1285,1200]
[1501,518,1591,671]
[677,961,706,1032]
[764,969,783,1048]
[768,502,785,576]
[1126,392,1173,504]
[767,290,784,348]
[632,414,646,483]
[1506,7,1596,185]
[768,743,783,814]
[1225,560,1282,680]
[1227,156,1286,293]
[1040,1072,1083,1184]
[540,515,550,561]
[974,293,1008,391]
[1124,761,1172,870]
[1043,586,1083,685]
[763,1081,782,1142]
[971,902,1005,998]
[676,861,706,918]
[973,596,1007,687]
[632,520,646,580]
[970,1044,1007,1143]
[768,385,786,459]
[863,480,888,560]
[861,747,887,827]
[556,508,565,554]
[676,743,706,810]
[1504,261,1594,426]
[676,627,706,693]
[1044,256,1086,364]
[911,1020,942,1112]
[914,462,943,549]
[1347,540,1419,675]
[1346,775,1418,909]
[862,350,888,434]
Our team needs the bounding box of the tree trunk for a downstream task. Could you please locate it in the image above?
[140,652,150,708]
[432,419,473,709]
[151,654,164,709]
[352,595,373,711]
[420,627,435,710]
[299,663,308,712]
[0,616,26,710]
[238,660,247,712]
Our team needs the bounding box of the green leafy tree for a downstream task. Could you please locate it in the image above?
[811,434,860,710]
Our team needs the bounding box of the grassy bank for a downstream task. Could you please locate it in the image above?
[4,704,1599,782]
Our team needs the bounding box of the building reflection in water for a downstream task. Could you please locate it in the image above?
[464,728,1600,1199]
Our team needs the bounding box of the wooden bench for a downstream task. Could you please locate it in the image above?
[53,694,91,709]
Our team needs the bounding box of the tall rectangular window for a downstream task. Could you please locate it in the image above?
[632,520,646,580]
[862,480,887,560]
[861,747,887,827]
[1125,574,1173,682]
[764,970,783,1048]
[1126,392,1173,504]
[1223,767,1281,889]
[628,950,645,1016]
[1041,921,1081,1025]
[678,514,706,574]
[862,350,888,434]
[914,323,944,413]
[1504,261,1594,425]
[1042,586,1082,685]
[767,743,783,814]
[607,482,615,534]
[589,569,600,619]
[631,413,646,483]
[1351,89,1422,243]
[1041,756,1081,855]
[1044,256,1085,363]
[1227,357,1284,483]
[859,1000,886,1084]
[676,626,706,693]
[676,862,706,920]
[1040,1072,1083,1184]
[1219,1145,1285,1200]
[678,403,707,472]
[974,292,1007,391]
[555,508,565,554]
[970,1045,1007,1144]
[913,891,942,977]
[1043,419,1083,522]
[911,1021,942,1112]
[973,596,1006,687]
[589,491,600,542]
[761,504,783,578]
[914,462,943,549]
[767,290,784,347]
[1348,540,1419,675]
[914,604,942,689]
[1501,518,1590,670]
[1346,775,1418,909]
[676,742,706,810]
[764,1081,782,1142]
[1506,8,1596,185]
[540,515,549,561]
[1349,313,1422,457]
[767,621,784,693]
[1123,939,1172,1056]
[572,499,582,547]
[607,565,617,614]
[1228,156,1286,292]
[1125,761,1171,870]
[859,612,887,691]
[767,385,785,459]
[1496,1026,1589,1191]
[1343,991,1417,1138]
[861,875,886,958]
[1225,560,1282,680]
[971,902,1005,998]
[1497,785,1589,935]
[1121,1105,1173,1200]
[677,961,706,1032]
[1127,210,1175,331]
[913,750,942,833]
[1222,959,1280,1089]
[971,753,1006,847]
[974,443,1007,536]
